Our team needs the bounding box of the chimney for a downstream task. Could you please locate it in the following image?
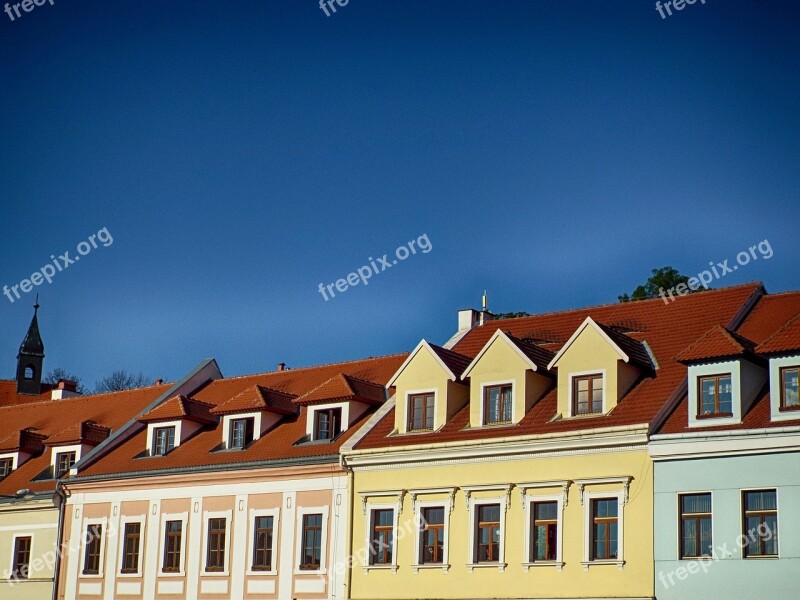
[443,293,495,349]
[58,379,77,393]
[154,378,164,385]
[51,379,81,400]
[277,363,286,372]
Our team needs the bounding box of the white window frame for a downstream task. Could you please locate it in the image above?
[246,508,280,576]
[158,512,189,577]
[582,490,625,570]
[147,422,181,455]
[79,517,108,579]
[222,412,262,449]
[522,493,565,570]
[201,510,232,576]
[117,515,146,577]
[675,490,714,561]
[7,533,34,580]
[412,500,451,573]
[294,506,329,575]
[688,361,741,427]
[362,503,400,573]
[51,444,82,478]
[567,369,607,418]
[768,355,800,422]
[739,487,780,559]
[405,388,438,433]
[466,495,508,572]
[479,379,516,426]
[306,403,349,441]
[0,452,18,476]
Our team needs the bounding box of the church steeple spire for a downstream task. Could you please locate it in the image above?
[16,297,45,395]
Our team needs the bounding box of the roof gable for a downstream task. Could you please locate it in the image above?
[293,373,386,406]
[137,395,217,425]
[387,340,471,387]
[210,385,297,416]
[462,329,555,378]
[677,325,755,363]
[547,317,651,370]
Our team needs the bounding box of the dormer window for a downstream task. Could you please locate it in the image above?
[408,393,435,432]
[230,417,255,448]
[314,408,342,440]
[698,374,733,417]
[0,457,13,479]
[573,374,603,416]
[55,451,76,478]
[484,385,512,424]
[780,367,799,411]
[152,427,176,456]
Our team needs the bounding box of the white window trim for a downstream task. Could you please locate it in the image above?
[412,500,452,573]
[51,444,82,478]
[246,508,280,576]
[688,361,741,427]
[739,487,780,559]
[7,533,34,579]
[158,512,189,577]
[466,495,508,572]
[581,490,625,570]
[0,452,19,473]
[306,402,350,441]
[294,506,329,575]
[479,379,517,426]
[79,516,108,579]
[405,388,438,433]
[117,515,146,577]
[222,413,262,448]
[363,502,400,573]
[675,491,714,561]
[768,355,800,422]
[566,369,607,418]
[522,493,565,571]
[201,510,232,576]
[146,421,181,454]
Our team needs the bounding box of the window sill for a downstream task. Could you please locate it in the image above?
[744,555,780,560]
[79,573,104,579]
[245,569,277,576]
[202,570,230,577]
[581,559,624,571]
[159,571,186,578]
[521,561,564,572]
[117,572,143,579]
[411,563,450,573]
[294,568,326,576]
[696,412,733,420]
[466,562,507,573]
[362,564,398,574]
[778,405,800,413]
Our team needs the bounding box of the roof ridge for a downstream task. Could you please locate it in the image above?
[756,313,800,352]
[220,352,409,381]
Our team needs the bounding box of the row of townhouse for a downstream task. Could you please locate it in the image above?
[1,281,798,600]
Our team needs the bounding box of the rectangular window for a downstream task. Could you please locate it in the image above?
[12,536,31,579]
[0,457,13,479]
[162,520,183,572]
[743,490,778,558]
[531,501,558,561]
[230,417,255,448]
[252,516,274,571]
[313,408,342,441]
[205,518,226,572]
[573,374,603,415]
[484,385,513,424]
[300,514,323,570]
[55,451,76,478]
[698,374,733,417]
[369,509,394,565]
[419,507,445,565]
[152,427,176,456]
[83,524,103,575]
[408,393,435,431]
[780,367,799,411]
[679,493,712,559]
[120,523,141,573]
[474,504,501,563]
[590,499,618,560]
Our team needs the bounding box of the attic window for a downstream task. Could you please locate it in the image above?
[484,385,512,424]
[230,417,255,448]
[152,426,176,456]
[314,408,342,441]
[780,367,799,411]
[55,451,76,478]
[0,457,13,479]
[573,374,603,416]
[698,374,733,417]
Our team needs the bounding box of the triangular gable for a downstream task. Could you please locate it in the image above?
[386,340,469,387]
[677,325,754,363]
[547,317,632,370]
[756,314,800,355]
[293,373,386,406]
[462,329,554,378]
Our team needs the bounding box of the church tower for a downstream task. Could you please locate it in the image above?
[16,300,45,395]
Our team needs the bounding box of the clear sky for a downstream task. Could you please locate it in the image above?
[1,0,798,387]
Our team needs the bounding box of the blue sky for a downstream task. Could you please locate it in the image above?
[1,0,798,387]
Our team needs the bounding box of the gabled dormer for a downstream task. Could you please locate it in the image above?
[210,385,297,449]
[756,316,800,423]
[461,330,555,427]
[548,317,654,419]
[137,395,217,456]
[294,374,385,442]
[0,428,46,478]
[44,420,110,478]
[677,325,767,427]
[388,340,471,434]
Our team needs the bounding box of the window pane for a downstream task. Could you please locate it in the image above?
[784,369,799,406]
[745,490,777,511]
[534,502,557,521]
[701,379,716,414]
[718,376,732,413]
[479,504,500,522]
[682,493,711,514]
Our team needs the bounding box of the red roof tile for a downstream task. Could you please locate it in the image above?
[0,428,47,454]
[137,395,217,425]
[676,325,754,363]
[210,385,297,416]
[428,344,472,380]
[502,332,556,374]
[44,420,111,447]
[756,315,800,355]
[0,381,53,407]
[293,373,386,406]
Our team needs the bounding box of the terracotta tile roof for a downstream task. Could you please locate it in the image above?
[428,344,472,380]
[756,315,800,355]
[77,354,408,480]
[737,292,800,344]
[0,383,170,496]
[0,428,47,454]
[138,395,217,425]
[0,381,53,407]
[595,321,655,370]
[502,332,556,374]
[676,325,755,363]
[210,385,297,416]
[356,283,763,450]
[294,373,387,406]
[43,420,111,447]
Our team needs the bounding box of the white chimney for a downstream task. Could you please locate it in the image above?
[51,379,81,400]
